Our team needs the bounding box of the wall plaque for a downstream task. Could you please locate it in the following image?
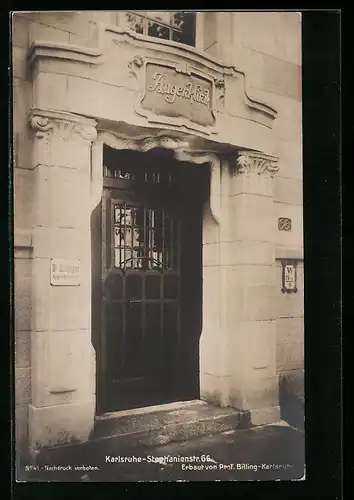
[128,56,217,134]
[281,260,297,293]
[278,217,292,231]
[50,259,81,286]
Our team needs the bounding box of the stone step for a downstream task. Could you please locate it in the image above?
[35,400,250,469]
[91,399,249,449]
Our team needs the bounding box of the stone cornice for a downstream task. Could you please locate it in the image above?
[29,109,97,142]
[27,22,277,123]
[236,150,279,177]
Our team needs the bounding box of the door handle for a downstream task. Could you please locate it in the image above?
[128,300,142,304]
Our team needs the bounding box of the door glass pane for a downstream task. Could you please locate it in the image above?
[113,202,179,271]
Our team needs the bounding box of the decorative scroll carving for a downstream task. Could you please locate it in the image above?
[127,54,144,78]
[236,151,279,177]
[30,115,54,138]
[214,78,226,101]
[29,110,97,143]
[75,124,98,141]
[100,131,189,154]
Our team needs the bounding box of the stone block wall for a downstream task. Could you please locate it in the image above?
[231,12,304,407]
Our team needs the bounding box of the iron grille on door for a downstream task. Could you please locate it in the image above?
[113,204,179,271]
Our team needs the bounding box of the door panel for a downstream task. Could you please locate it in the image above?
[97,147,205,413]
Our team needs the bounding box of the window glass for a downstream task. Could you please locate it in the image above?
[121,11,196,47]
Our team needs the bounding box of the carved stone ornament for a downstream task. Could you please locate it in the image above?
[29,110,97,142]
[127,55,145,77]
[214,78,226,101]
[100,131,189,154]
[278,217,292,231]
[98,130,221,224]
[236,151,279,177]
[30,115,54,138]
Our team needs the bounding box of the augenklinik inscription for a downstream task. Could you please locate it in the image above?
[141,63,215,128]
[147,72,211,106]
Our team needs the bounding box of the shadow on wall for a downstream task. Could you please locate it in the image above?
[279,372,305,431]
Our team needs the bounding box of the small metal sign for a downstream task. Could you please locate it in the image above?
[50,259,81,286]
[281,260,297,293]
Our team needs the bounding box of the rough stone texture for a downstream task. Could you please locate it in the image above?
[14,257,32,332]
[15,330,31,369]
[29,400,95,454]
[250,406,281,426]
[15,404,29,461]
[276,318,304,372]
[91,400,247,446]
[279,370,304,429]
[15,367,31,405]
[14,167,34,230]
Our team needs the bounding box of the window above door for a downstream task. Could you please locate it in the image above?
[118,11,196,47]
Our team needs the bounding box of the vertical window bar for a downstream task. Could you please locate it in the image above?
[165,213,169,270]
[176,219,181,272]
[152,209,156,268]
[148,209,152,269]
[170,217,174,271]
[123,203,126,270]
[162,208,165,270]
[143,207,147,269]
[131,211,134,268]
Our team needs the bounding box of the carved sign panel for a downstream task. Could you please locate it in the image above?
[50,259,81,286]
[281,260,297,293]
[142,63,215,128]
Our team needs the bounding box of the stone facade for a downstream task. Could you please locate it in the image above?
[12,11,303,460]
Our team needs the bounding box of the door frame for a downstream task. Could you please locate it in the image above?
[91,130,222,416]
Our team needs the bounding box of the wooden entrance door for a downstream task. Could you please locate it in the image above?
[95,147,206,413]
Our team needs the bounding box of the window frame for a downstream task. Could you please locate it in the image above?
[117,11,199,49]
